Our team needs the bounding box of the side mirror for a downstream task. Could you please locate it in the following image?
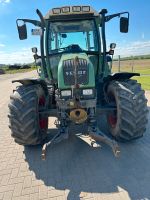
[109,49,114,55]
[110,43,116,49]
[120,17,129,33]
[32,47,38,54]
[16,20,27,40]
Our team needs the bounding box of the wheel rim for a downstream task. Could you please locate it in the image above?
[107,92,117,128]
[39,96,48,130]
[108,114,117,128]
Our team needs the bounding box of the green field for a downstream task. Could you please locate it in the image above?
[4,67,36,74]
[112,59,150,90]
[0,66,36,74]
[132,76,150,90]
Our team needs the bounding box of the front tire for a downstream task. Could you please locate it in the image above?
[8,84,48,145]
[106,79,148,142]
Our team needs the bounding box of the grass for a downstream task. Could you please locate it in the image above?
[132,76,150,90]
[112,59,150,90]
[112,68,150,74]
[112,59,150,74]
[2,66,36,74]
[134,69,150,74]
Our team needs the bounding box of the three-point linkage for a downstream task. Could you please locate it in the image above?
[41,108,120,160]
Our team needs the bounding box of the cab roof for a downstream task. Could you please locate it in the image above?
[45,5,99,20]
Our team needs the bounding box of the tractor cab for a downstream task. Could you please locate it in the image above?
[45,6,100,82]
[16,5,129,86]
[47,19,99,81]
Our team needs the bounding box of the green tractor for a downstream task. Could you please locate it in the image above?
[8,6,148,159]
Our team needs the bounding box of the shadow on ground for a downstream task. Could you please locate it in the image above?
[24,111,150,200]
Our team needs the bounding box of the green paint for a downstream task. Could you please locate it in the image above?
[45,21,52,80]
[58,53,95,89]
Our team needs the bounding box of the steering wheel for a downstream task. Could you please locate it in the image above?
[64,44,83,53]
[49,44,83,55]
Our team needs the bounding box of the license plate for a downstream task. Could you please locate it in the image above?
[31,29,42,36]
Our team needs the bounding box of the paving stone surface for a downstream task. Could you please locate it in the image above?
[0,71,150,200]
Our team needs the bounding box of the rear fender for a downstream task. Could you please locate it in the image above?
[12,78,48,95]
[101,72,140,103]
[103,72,140,87]
[104,72,140,82]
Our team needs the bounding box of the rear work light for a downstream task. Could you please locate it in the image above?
[52,8,61,14]
[82,6,90,12]
[72,6,81,12]
[62,7,70,13]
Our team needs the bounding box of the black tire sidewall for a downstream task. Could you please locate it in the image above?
[9,84,48,145]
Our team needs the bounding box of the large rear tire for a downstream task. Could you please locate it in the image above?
[8,84,48,145]
[106,79,148,142]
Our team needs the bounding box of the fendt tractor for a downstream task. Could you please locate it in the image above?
[8,6,148,159]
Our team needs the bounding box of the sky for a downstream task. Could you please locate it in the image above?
[0,0,150,64]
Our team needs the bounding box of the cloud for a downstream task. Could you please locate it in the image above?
[1,40,150,64]
[115,40,150,57]
[0,0,10,4]
[0,48,34,64]
[0,43,5,47]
